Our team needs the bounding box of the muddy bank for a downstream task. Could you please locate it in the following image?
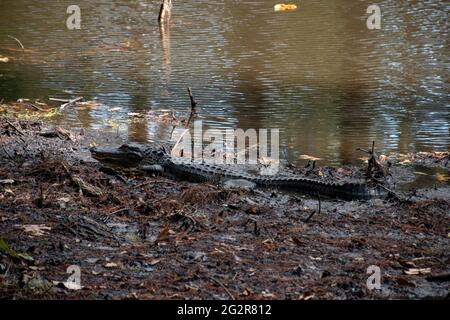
[0,117,449,300]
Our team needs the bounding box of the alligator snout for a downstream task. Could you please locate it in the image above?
[89,145,144,167]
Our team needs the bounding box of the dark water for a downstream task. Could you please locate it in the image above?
[0,0,449,165]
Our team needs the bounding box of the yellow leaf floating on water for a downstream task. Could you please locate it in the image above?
[105,119,119,129]
[274,4,298,11]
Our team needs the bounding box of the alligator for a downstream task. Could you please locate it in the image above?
[90,144,388,200]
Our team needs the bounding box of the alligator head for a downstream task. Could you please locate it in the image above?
[90,144,144,167]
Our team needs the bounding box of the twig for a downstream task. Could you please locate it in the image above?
[60,97,83,110]
[304,192,321,223]
[5,119,24,136]
[209,277,235,300]
[356,147,370,154]
[49,98,70,103]
[7,35,24,49]
[1,146,14,161]
[109,208,130,215]
[185,87,197,128]
[374,180,403,201]
[5,262,11,277]
[28,103,48,112]
[187,87,197,109]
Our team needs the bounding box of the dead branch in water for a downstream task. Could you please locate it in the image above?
[49,98,70,103]
[158,0,172,24]
[60,97,83,110]
[7,35,24,49]
[185,87,197,128]
[357,141,388,179]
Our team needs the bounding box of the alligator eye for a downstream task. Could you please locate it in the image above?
[119,144,129,150]
[120,145,142,153]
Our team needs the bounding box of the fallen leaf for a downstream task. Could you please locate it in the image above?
[299,292,315,300]
[18,224,51,237]
[3,187,14,195]
[104,262,118,268]
[149,259,161,266]
[155,224,170,244]
[404,268,431,275]
[262,239,276,251]
[309,256,323,261]
[246,206,261,215]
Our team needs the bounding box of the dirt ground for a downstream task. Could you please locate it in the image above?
[0,116,449,300]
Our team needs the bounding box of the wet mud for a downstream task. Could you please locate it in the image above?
[0,117,448,300]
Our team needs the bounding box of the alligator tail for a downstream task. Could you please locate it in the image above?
[249,176,384,200]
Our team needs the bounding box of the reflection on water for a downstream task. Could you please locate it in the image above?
[398,165,450,191]
[0,0,448,165]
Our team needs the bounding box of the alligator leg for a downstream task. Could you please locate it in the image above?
[141,165,165,174]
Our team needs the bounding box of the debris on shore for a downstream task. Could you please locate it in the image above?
[0,116,448,299]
